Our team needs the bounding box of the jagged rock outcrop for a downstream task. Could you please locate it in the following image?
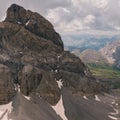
[0,4,102,105]
[5,4,63,49]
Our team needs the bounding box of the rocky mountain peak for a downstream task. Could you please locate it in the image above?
[0,4,104,106]
[5,4,64,49]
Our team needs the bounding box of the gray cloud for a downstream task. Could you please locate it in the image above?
[1,0,120,32]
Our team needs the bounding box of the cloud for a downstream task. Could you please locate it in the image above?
[91,0,108,9]
[46,7,70,24]
[1,0,120,33]
[45,0,120,35]
[83,15,95,24]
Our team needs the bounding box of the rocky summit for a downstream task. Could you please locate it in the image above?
[0,3,101,105]
[0,4,118,120]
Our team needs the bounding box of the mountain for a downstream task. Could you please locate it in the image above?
[99,39,120,69]
[64,34,120,52]
[72,49,117,79]
[0,4,120,120]
[74,42,120,79]
[78,49,108,65]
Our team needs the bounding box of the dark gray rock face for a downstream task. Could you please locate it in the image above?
[10,92,62,120]
[61,88,115,120]
[36,71,61,105]
[0,4,103,105]
[0,64,15,104]
[5,4,63,49]
[18,65,42,96]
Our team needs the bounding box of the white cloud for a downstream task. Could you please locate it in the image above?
[71,0,108,11]
[0,0,120,34]
[83,15,95,24]
[65,19,84,31]
[46,7,70,24]
[118,0,120,7]
[44,0,120,36]
[91,0,108,9]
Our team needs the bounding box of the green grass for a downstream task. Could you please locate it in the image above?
[88,64,120,79]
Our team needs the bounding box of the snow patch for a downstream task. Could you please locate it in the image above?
[84,70,87,75]
[17,21,22,24]
[23,95,31,101]
[52,95,68,120]
[0,102,13,113]
[112,100,116,105]
[56,79,63,89]
[83,95,88,100]
[25,20,30,26]
[55,69,58,73]
[0,101,13,120]
[1,111,8,120]
[116,103,119,106]
[14,84,17,91]
[95,95,101,102]
[14,84,20,91]
[109,108,119,115]
[57,55,62,59]
[17,85,21,93]
[19,51,23,54]
[108,115,120,120]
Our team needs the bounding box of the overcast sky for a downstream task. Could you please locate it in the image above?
[1,0,120,46]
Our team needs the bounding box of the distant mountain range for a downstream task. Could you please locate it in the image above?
[65,34,120,52]
[100,40,120,66]
[71,39,120,67]
[72,39,120,79]
[78,49,108,65]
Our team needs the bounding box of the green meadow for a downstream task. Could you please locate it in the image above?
[88,64,120,79]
